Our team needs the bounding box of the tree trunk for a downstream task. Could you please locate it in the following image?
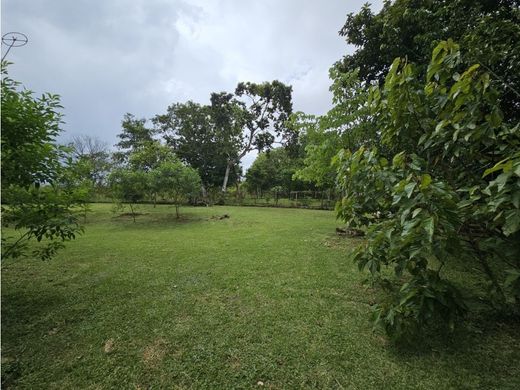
[235,180,240,200]
[221,160,234,193]
[129,203,136,223]
[201,184,208,205]
[175,204,180,219]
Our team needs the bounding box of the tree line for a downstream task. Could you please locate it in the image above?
[65,81,321,208]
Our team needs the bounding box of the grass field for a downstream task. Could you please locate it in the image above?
[2,204,519,389]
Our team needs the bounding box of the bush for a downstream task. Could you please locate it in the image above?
[335,41,520,340]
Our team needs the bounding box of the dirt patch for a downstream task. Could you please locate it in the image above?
[209,214,230,221]
[335,227,364,237]
[117,212,145,217]
[104,338,115,353]
[48,327,59,335]
[142,339,168,367]
[228,355,241,370]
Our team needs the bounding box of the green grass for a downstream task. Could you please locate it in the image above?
[2,204,519,389]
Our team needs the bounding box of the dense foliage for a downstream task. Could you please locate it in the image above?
[292,68,376,189]
[286,1,520,340]
[154,80,293,194]
[153,100,240,192]
[245,148,310,195]
[109,137,201,219]
[334,41,519,339]
[1,63,83,260]
[150,159,201,218]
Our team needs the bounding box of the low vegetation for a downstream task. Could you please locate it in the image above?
[2,205,519,388]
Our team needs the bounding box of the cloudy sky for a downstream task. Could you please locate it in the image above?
[2,0,382,168]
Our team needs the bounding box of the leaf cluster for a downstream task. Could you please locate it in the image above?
[335,41,520,340]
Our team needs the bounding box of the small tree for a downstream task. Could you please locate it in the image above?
[113,113,156,164]
[150,160,201,218]
[68,135,112,193]
[335,41,520,340]
[108,168,148,222]
[1,62,83,261]
[128,141,176,206]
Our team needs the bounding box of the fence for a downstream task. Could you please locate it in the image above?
[223,189,338,210]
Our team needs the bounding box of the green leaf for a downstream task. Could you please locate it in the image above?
[486,108,503,128]
[404,182,416,198]
[423,217,434,242]
[392,152,405,168]
[512,192,520,209]
[494,172,511,192]
[503,210,520,236]
[420,174,432,190]
[483,158,512,177]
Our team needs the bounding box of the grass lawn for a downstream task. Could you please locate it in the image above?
[2,204,519,389]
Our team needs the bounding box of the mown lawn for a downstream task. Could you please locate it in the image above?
[2,204,519,389]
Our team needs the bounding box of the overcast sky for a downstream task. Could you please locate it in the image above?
[2,0,382,168]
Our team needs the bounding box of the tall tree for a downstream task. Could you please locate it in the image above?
[216,80,293,192]
[336,0,519,121]
[154,101,239,193]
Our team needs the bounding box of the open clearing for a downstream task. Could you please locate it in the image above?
[2,204,519,389]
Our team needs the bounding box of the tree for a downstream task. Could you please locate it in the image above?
[245,148,308,195]
[108,168,149,222]
[113,113,156,164]
[1,62,83,260]
[128,141,174,172]
[336,0,519,122]
[214,81,293,192]
[69,135,112,191]
[155,81,293,195]
[293,68,376,189]
[128,141,177,206]
[150,159,201,218]
[335,41,520,340]
[154,101,239,194]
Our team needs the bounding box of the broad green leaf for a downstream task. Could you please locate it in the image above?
[483,158,511,177]
[404,182,416,198]
[423,217,434,241]
[420,174,432,190]
[503,210,520,236]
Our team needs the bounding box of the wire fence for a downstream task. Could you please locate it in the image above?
[223,190,338,210]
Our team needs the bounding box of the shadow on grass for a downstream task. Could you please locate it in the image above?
[1,289,67,388]
[109,211,207,230]
[386,311,520,377]
[2,289,67,332]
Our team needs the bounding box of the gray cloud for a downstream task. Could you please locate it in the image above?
[2,0,382,167]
